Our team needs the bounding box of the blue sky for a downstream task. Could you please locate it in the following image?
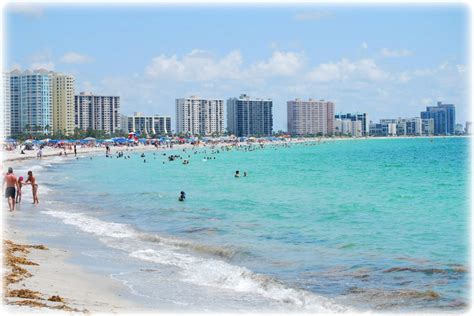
[4,3,470,131]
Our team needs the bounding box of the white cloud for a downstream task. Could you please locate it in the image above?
[361,42,368,49]
[60,52,94,64]
[456,64,467,74]
[28,50,55,70]
[145,50,303,82]
[293,12,332,21]
[145,50,243,81]
[421,98,433,106]
[381,48,412,57]
[30,62,55,70]
[307,58,388,82]
[249,51,304,76]
[8,4,43,17]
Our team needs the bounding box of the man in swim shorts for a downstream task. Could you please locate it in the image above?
[3,167,19,211]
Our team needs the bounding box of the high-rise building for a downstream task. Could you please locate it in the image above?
[227,94,273,137]
[334,118,362,137]
[7,69,53,135]
[287,99,335,136]
[405,118,422,136]
[175,96,224,136]
[119,114,129,133]
[2,73,11,137]
[369,122,397,136]
[74,92,120,134]
[422,118,435,136]
[380,117,422,136]
[126,112,171,136]
[465,122,472,135]
[420,102,456,135]
[455,123,464,135]
[52,74,75,135]
[334,112,369,135]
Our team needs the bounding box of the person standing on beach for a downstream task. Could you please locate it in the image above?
[74,144,77,157]
[16,176,24,204]
[3,167,19,211]
[25,171,39,204]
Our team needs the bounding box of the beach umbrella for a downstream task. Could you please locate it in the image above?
[83,137,96,144]
[4,138,16,143]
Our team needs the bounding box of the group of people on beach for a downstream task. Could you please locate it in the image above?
[3,167,39,212]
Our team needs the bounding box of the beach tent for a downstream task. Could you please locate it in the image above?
[83,137,96,143]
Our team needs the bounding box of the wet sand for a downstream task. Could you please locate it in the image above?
[2,226,142,313]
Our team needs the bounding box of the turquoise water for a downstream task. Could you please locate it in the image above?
[28,137,470,311]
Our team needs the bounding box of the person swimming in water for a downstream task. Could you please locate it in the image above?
[178,191,186,201]
[234,170,240,178]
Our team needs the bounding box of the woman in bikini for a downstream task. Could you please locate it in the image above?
[25,171,39,204]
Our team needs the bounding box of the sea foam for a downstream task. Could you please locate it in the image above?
[42,209,346,312]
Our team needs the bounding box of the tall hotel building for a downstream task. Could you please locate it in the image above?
[52,74,75,135]
[126,112,171,135]
[2,73,11,137]
[227,94,273,137]
[421,102,456,135]
[287,99,335,136]
[74,92,120,134]
[6,69,53,135]
[175,96,224,135]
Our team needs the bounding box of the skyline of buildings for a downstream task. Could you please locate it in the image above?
[1,69,469,138]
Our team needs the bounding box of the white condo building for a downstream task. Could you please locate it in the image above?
[126,112,171,136]
[334,119,362,137]
[74,92,120,134]
[2,73,11,137]
[176,96,224,135]
[287,99,335,135]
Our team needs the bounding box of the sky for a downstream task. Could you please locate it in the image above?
[4,3,470,131]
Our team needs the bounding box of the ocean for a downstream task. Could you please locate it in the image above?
[9,137,471,312]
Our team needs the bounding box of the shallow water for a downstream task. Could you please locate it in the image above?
[12,137,471,312]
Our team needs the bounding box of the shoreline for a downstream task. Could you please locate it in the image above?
[2,135,468,164]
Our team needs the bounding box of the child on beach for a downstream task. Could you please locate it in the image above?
[16,176,23,203]
[25,171,39,204]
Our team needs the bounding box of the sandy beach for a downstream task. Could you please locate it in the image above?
[2,230,141,313]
